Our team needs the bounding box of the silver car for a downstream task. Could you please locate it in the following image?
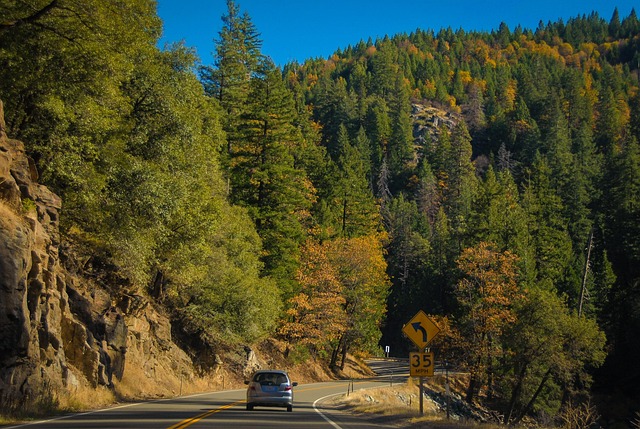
[245,369,298,412]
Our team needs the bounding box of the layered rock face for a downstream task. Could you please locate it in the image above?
[0,101,195,411]
[0,100,72,409]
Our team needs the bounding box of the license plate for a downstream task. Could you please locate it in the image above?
[263,386,278,392]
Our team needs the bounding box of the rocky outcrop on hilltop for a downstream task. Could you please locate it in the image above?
[411,103,460,144]
[0,101,201,413]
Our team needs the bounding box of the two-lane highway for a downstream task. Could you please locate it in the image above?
[6,374,400,429]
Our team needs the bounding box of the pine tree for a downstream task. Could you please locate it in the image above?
[445,121,477,250]
[388,74,415,183]
[609,7,622,39]
[595,86,623,156]
[312,76,358,158]
[234,58,315,297]
[381,194,432,353]
[364,95,391,177]
[621,8,640,38]
[605,137,640,281]
[200,0,263,155]
[330,125,380,238]
[521,156,573,293]
[509,96,541,167]
[416,159,442,227]
[369,39,398,99]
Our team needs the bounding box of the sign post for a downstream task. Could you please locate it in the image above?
[402,311,440,415]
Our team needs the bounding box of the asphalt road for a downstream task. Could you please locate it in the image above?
[6,361,409,429]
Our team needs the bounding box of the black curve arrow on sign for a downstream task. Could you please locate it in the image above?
[411,322,428,343]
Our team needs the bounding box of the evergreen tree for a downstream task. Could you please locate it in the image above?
[595,86,623,156]
[604,137,640,282]
[415,158,442,227]
[233,58,315,297]
[445,121,477,250]
[354,126,374,188]
[521,156,573,293]
[381,194,431,353]
[369,39,398,99]
[200,0,263,156]
[621,8,640,38]
[471,167,535,285]
[609,7,622,39]
[429,206,457,312]
[388,74,415,184]
[329,125,380,238]
[312,76,358,158]
[509,96,541,167]
[364,95,392,177]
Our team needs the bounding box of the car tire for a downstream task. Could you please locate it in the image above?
[287,405,292,412]
[246,404,254,411]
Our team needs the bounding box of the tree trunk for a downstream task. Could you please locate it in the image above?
[513,368,552,426]
[504,363,528,424]
[340,340,348,370]
[150,270,166,299]
[466,373,478,403]
[487,334,494,401]
[329,334,344,369]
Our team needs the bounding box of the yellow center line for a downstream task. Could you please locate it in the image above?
[167,401,244,429]
[166,380,380,428]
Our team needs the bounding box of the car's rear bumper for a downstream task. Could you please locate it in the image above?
[247,395,293,406]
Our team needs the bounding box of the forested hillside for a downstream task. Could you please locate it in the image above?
[1,0,639,425]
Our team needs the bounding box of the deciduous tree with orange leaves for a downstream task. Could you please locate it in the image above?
[328,235,390,369]
[279,235,390,367]
[455,241,523,402]
[278,239,346,356]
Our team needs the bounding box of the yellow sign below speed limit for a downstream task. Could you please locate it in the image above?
[409,352,435,377]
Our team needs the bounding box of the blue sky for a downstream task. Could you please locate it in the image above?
[157,1,638,67]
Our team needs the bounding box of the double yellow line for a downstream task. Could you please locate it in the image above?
[166,382,364,428]
[167,401,244,429]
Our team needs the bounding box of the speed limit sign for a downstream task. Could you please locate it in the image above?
[409,352,434,377]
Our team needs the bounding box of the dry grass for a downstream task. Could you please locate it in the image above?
[0,201,21,230]
[333,379,505,429]
[337,378,439,419]
[114,359,236,401]
[59,385,117,412]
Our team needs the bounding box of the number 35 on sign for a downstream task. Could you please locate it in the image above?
[409,352,434,377]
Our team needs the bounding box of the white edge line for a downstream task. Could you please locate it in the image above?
[313,393,344,429]
[4,389,247,429]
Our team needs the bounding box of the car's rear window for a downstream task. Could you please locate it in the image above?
[253,372,288,385]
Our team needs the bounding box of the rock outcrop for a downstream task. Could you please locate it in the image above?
[0,101,198,412]
[411,103,460,144]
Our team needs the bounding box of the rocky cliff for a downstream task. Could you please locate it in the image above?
[0,100,214,414]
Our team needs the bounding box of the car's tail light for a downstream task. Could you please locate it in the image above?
[284,385,292,391]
